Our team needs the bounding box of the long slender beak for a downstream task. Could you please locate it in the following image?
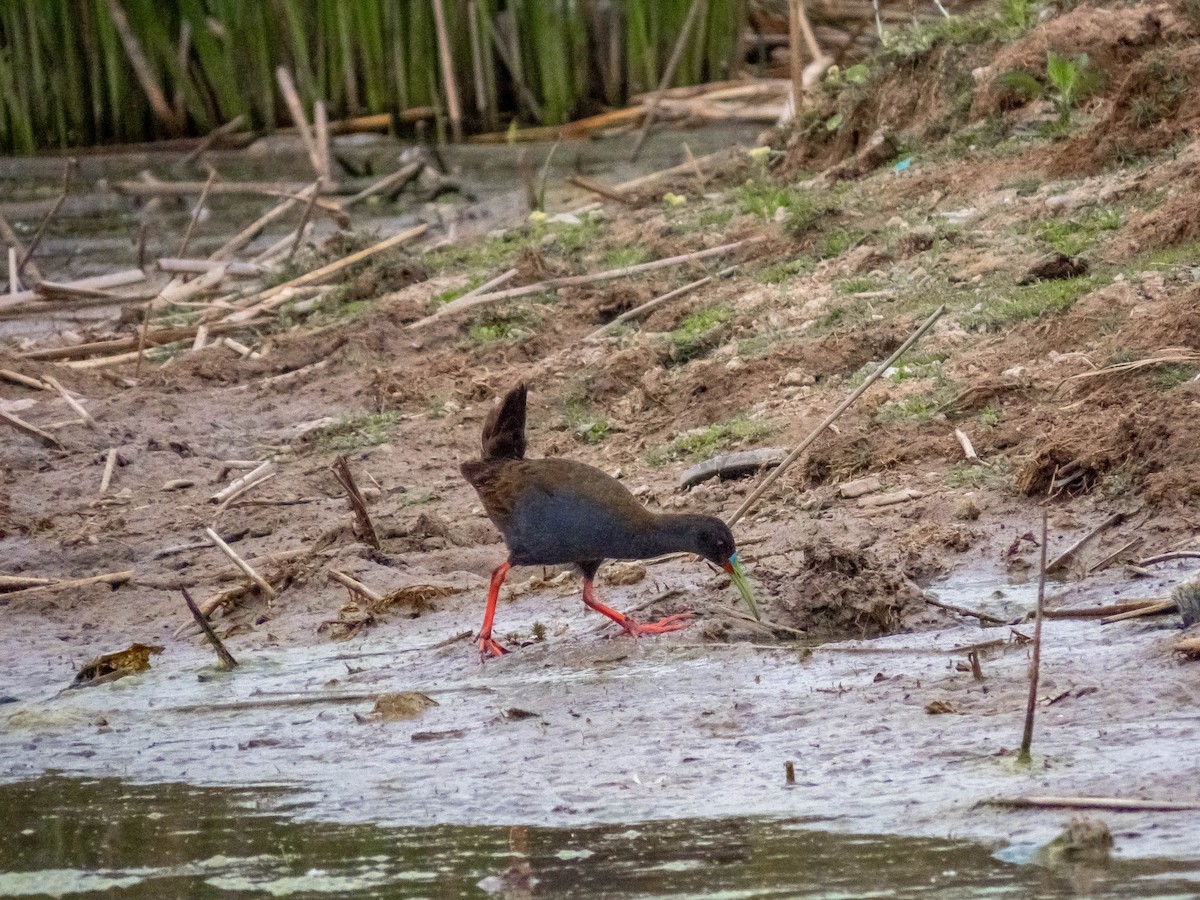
[723,552,760,621]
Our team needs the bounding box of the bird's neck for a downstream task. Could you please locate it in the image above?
[635,513,711,558]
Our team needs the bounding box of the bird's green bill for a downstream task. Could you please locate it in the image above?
[724,553,760,621]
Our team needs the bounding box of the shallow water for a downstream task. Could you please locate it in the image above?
[4,775,1199,899]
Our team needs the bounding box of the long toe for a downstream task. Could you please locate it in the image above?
[624,611,693,637]
[479,637,509,659]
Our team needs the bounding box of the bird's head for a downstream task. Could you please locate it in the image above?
[689,517,761,621]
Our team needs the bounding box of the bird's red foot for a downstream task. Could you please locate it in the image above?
[620,611,693,637]
[479,636,509,659]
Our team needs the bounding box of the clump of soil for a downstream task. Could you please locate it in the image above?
[766,538,924,637]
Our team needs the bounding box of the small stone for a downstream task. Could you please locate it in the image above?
[783,369,814,386]
[955,498,981,521]
[161,479,194,491]
[603,562,646,586]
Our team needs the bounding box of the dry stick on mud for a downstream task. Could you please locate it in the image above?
[585,266,739,342]
[1136,550,1200,567]
[409,268,519,329]
[566,175,632,205]
[0,571,132,605]
[287,186,322,263]
[331,456,381,550]
[204,527,277,601]
[225,223,429,323]
[0,212,41,285]
[181,586,239,670]
[983,796,1200,813]
[210,461,273,504]
[208,184,319,262]
[631,0,706,162]
[179,115,246,169]
[328,570,384,604]
[0,368,49,391]
[727,305,945,528]
[450,239,756,314]
[0,409,64,449]
[18,158,78,279]
[1100,598,1177,624]
[98,448,118,497]
[41,374,96,428]
[1018,510,1049,765]
[923,595,1011,626]
[1046,512,1124,575]
[953,428,979,462]
[177,168,218,256]
[340,158,424,208]
[1043,597,1164,619]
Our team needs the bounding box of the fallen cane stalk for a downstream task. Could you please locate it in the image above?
[181,586,239,670]
[98,448,118,496]
[42,374,96,428]
[728,305,945,527]
[1018,509,1048,764]
[328,570,384,604]
[982,795,1200,813]
[0,409,64,449]
[210,461,272,504]
[0,571,133,605]
[331,456,381,550]
[204,527,277,600]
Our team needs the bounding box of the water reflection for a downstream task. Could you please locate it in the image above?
[0,776,1197,898]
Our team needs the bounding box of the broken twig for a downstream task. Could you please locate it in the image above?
[204,527,277,600]
[331,455,381,550]
[1018,510,1048,764]
[182,586,239,669]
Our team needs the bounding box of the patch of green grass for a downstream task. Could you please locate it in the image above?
[738,180,796,222]
[468,307,538,344]
[433,276,484,307]
[818,229,864,259]
[946,458,1012,489]
[542,217,609,255]
[1138,238,1200,270]
[1153,364,1197,389]
[813,299,873,334]
[564,399,610,444]
[699,207,735,229]
[670,305,733,362]
[874,375,958,424]
[979,401,1002,428]
[756,258,814,285]
[604,244,652,269]
[649,417,777,465]
[837,276,883,295]
[961,275,1106,331]
[1033,208,1120,256]
[424,230,527,275]
[877,3,1030,65]
[737,180,839,234]
[315,411,403,453]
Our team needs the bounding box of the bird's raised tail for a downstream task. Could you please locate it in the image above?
[480,382,527,460]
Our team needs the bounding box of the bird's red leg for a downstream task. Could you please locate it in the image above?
[581,578,692,638]
[478,562,512,659]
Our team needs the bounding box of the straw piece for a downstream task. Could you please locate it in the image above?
[204,527,277,599]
